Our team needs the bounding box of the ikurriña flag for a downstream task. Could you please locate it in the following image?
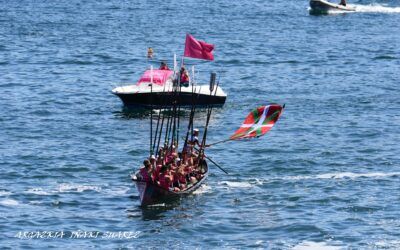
[230,104,284,140]
[184,34,214,61]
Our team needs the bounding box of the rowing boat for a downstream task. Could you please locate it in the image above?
[131,160,208,206]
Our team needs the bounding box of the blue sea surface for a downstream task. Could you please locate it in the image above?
[1,0,400,248]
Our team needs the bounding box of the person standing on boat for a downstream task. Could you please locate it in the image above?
[182,129,200,158]
[339,0,346,6]
[183,128,209,160]
[147,47,154,59]
[179,67,190,87]
[159,61,170,70]
[190,129,210,149]
[190,129,201,148]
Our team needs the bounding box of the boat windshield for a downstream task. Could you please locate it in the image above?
[137,69,174,86]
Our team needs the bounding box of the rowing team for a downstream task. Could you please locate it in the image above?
[138,152,205,192]
[137,130,208,191]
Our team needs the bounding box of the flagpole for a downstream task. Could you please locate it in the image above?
[207,138,233,147]
[149,65,154,156]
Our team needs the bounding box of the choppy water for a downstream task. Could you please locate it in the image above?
[1,0,400,249]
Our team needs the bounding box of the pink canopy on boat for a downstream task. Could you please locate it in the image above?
[137,69,173,86]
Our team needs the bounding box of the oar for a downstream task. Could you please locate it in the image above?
[203,154,229,175]
[193,147,229,174]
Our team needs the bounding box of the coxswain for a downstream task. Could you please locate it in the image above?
[187,128,210,155]
[190,128,201,147]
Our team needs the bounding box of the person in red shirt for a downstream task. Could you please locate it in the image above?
[139,160,152,182]
[179,67,190,87]
[158,166,171,190]
[176,165,187,190]
[159,61,170,70]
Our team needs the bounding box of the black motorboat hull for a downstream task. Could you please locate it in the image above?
[114,92,226,108]
[310,0,356,14]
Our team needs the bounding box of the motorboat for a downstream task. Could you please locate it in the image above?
[310,0,356,14]
[112,69,227,108]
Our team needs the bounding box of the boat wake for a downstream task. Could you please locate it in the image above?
[24,188,52,196]
[219,181,253,188]
[309,4,400,14]
[58,183,102,193]
[282,171,400,181]
[353,4,400,13]
[192,184,212,194]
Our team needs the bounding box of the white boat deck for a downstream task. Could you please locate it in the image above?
[112,81,227,97]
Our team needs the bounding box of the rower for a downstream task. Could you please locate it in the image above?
[339,0,346,6]
[139,160,152,182]
[149,154,156,168]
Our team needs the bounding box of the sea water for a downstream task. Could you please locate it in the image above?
[1,0,400,248]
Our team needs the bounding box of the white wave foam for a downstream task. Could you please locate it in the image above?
[375,240,400,248]
[284,172,400,181]
[0,199,19,206]
[147,203,166,207]
[58,183,101,193]
[0,191,12,197]
[293,241,342,250]
[29,201,43,205]
[104,187,130,196]
[254,178,264,185]
[24,188,51,196]
[192,184,212,194]
[354,4,400,13]
[220,181,253,188]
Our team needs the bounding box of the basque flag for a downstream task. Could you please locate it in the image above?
[184,34,214,61]
[229,104,284,140]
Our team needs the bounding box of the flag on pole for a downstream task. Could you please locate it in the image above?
[230,104,284,140]
[184,34,214,61]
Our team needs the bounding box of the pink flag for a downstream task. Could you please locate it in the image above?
[184,34,214,61]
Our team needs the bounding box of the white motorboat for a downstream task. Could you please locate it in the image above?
[310,0,356,14]
[112,69,227,108]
